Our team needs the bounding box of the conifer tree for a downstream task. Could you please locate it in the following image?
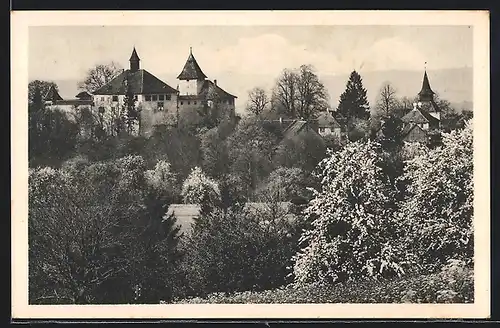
[337,70,370,123]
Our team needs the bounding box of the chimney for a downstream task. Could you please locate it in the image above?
[214,79,217,86]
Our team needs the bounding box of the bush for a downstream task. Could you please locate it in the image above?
[178,205,303,298]
[176,260,473,304]
[292,140,415,285]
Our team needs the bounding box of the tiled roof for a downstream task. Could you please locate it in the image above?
[401,108,439,125]
[177,52,208,80]
[44,85,63,101]
[315,111,341,128]
[93,69,177,95]
[75,91,93,100]
[199,80,237,99]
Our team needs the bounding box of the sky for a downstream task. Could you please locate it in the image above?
[29,25,473,110]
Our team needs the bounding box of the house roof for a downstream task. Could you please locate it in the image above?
[199,80,237,99]
[316,111,341,128]
[44,85,63,102]
[177,49,208,80]
[75,91,93,100]
[93,69,177,95]
[401,108,439,125]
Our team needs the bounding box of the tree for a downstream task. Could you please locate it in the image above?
[78,62,123,93]
[337,70,370,124]
[256,167,314,204]
[272,65,329,120]
[374,82,400,118]
[181,166,221,209]
[247,87,270,116]
[28,80,59,104]
[292,140,415,285]
[398,122,473,272]
[123,76,140,135]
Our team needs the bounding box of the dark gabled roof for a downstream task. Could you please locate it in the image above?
[419,100,441,113]
[199,80,237,99]
[177,50,208,80]
[316,111,341,128]
[93,69,177,95]
[75,91,93,100]
[401,108,439,125]
[44,85,63,101]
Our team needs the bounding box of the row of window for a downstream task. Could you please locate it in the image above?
[145,94,172,101]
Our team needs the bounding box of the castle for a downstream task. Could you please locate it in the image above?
[45,47,237,137]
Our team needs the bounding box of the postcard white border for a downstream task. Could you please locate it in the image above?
[11,10,490,319]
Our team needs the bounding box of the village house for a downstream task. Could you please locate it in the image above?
[44,85,94,119]
[91,47,237,137]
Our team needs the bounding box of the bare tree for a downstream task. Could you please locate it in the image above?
[272,68,298,118]
[375,82,399,117]
[78,62,123,93]
[272,65,329,120]
[246,87,270,116]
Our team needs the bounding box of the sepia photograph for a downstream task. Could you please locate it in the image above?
[11,10,490,319]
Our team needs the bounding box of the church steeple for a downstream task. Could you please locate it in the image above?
[418,69,435,102]
[129,47,140,72]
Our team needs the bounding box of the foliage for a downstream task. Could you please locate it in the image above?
[181,166,221,208]
[29,156,184,304]
[292,140,416,285]
[177,260,473,304]
[29,89,79,168]
[28,80,59,104]
[256,167,314,204]
[337,70,370,123]
[398,121,474,272]
[179,205,302,298]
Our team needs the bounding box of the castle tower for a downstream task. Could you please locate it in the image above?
[177,47,207,96]
[129,47,140,72]
[417,68,441,121]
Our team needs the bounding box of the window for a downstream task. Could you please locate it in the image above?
[166,94,171,101]
[112,95,118,102]
[194,101,197,105]
[145,95,152,101]
[180,101,184,105]
[159,94,165,101]
[152,95,158,101]
[101,97,104,101]
[134,95,138,100]
[157,102,164,111]
[188,101,191,105]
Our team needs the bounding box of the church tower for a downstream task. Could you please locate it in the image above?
[177,47,207,96]
[129,47,140,72]
[417,68,441,121]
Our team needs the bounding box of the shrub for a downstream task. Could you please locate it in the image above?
[179,205,302,298]
[398,121,473,272]
[292,140,416,285]
[176,261,473,304]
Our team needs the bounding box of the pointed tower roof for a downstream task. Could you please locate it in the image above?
[418,70,435,102]
[129,47,140,61]
[177,47,208,80]
[44,85,63,102]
